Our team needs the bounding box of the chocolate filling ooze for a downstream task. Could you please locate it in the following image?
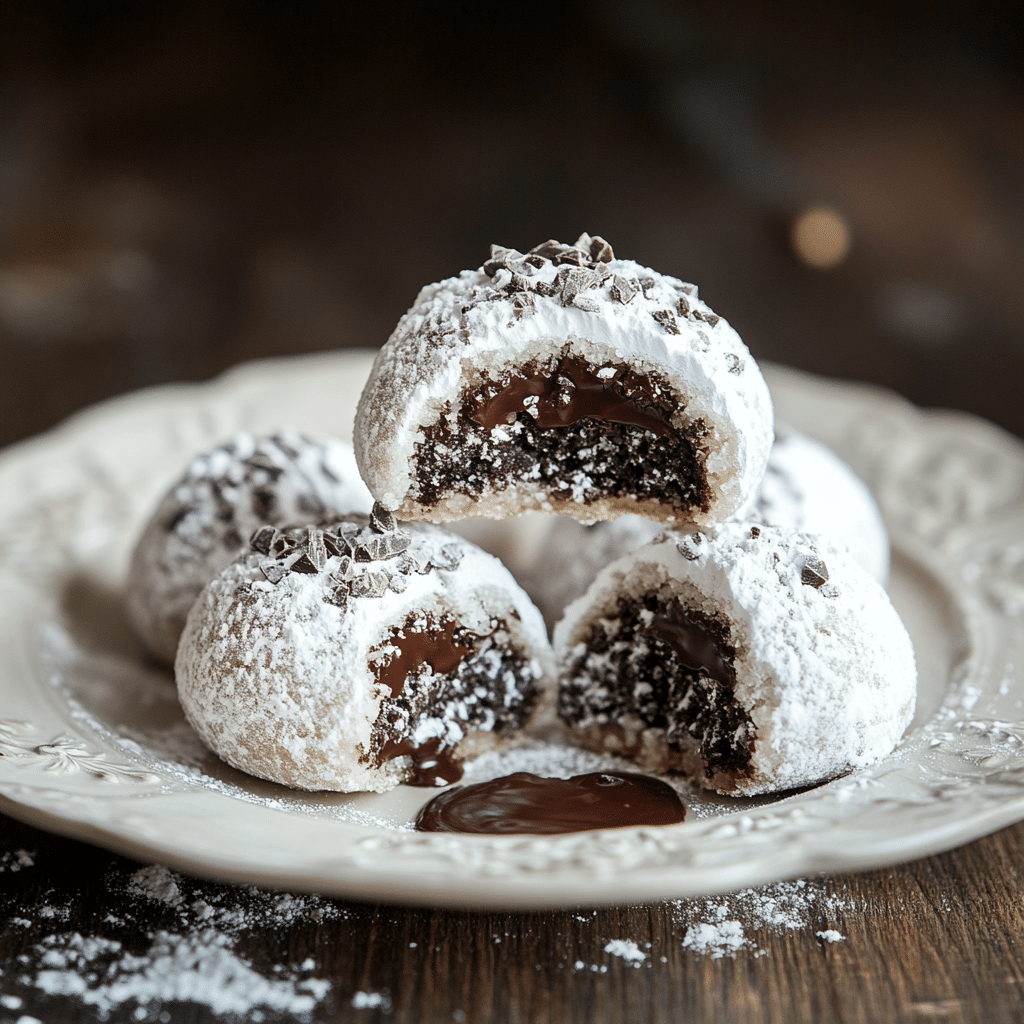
[368,614,539,787]
[558,593,756,782]
[413,353,711,516]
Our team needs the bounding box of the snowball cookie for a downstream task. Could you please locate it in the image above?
[734,424,889,583]
[176,506,554,793]
[554,523,916,796]
[354,234,773,526]
[127,430,373,664]
[528,425,890,626]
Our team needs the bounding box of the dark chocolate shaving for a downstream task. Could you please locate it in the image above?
[638,277,656,297]
[306,528,327,570]
[652,310,681,335]
[678,282,698,298]
[288,552,320,575]
[351,571,390,599]
[370,502,398,534]
[725,353,744,374]
[749,526,761,538]
[272,535,298,557]
[801,557,830,588]
[610,275,638,305]
[528,240,565,261]
[676,296,691,317]
[249,525,276,555]
[261,563,287,585]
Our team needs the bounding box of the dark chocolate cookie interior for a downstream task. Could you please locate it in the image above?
[413,353,711,514]
[367,613,540,786]
[558,594,756,781]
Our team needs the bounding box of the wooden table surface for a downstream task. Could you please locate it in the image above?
[3,808,1024,1022]
[2,3,1023,1021]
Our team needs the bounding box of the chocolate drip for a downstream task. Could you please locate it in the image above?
[644,606,736,687]
[469,356,675,438]
[374,620,476,697]
[415,770,686,834]
[379,737,464,787]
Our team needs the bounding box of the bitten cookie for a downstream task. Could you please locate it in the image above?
[175,507,553,793]
[354,235,773,526]
[528,425,890,625]
[554,523,916,796]
[127,430,372,664]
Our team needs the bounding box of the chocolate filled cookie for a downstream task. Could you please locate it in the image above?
[175,506,553,793]
[354,235,773,526]
[555,523,915,796]
[528,425,889,626]
[127,431,372,664]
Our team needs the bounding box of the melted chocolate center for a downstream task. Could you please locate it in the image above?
[374,620,476,697]
[414,770,686,834]
[469,356,675,438]
[643,606,736,687]
[379,737,464,787]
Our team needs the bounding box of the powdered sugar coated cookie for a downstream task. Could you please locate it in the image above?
[354,235,773,526]
[176,509,553,793]
[555,522,915,795]
[127,430,372,664]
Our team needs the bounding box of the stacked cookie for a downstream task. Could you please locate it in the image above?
[129,235,916,798]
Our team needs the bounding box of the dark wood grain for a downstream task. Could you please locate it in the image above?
[4,810,1024,1023]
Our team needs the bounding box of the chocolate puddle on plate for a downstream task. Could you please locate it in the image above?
[415,770,686,834]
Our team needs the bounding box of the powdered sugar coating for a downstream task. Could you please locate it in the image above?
[733,425,889,583]
[127,431,372,663]
[529,426,890,624]
[354,236,773,525]
[555,522,916,795]
[176,518,553,793]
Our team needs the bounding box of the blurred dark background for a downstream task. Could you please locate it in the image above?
[1,0,1022,448]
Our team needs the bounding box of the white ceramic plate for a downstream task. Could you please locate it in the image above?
[2,351,1024,909]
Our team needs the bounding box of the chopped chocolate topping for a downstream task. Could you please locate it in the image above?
[306,528,327,569]
[559,594,755,781]
[610,275,639,305]
[749,526,761,538]
[638,277,656,297]
[415,354,710,515]
[260,563,287,585]
[370,501,398,533]
[288,551,320,575]
[554,246,587,267]
[529,239,565,261]
[415,770,686,834]
[579,233,615,263]
[725,353,744,374]
[676,295,691,317]
[801,557,830,588]
[350,570,390,598]
[692,309,720,327]
[249,525,276,555]
[652,310,681,335]
[678,282,698,298]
